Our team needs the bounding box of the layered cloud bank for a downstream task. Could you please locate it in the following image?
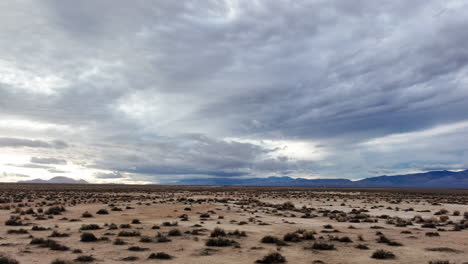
[1,1,468,183]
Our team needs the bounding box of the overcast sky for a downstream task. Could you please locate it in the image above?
[1,0,468,184]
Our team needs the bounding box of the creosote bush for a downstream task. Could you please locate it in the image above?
[205,237,239,247]
[80,232,98,242]
[371,249,396,259]
[255,252,286,263]
[148,252,173,259]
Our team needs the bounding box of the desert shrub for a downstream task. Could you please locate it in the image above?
[355,244,369,250]
[30,238,68,250]
[210,228,226,237]
[200,213,210,218]
[168,229,182,236]
[428,261,450,264]
[312,242,335,250]
[156,236,171,243]
[80,232,98,242]
[74,255,95,262]
[139,236,153,243]
[425,247,462,253]
[80,224,101,231]
[377,235,402,246]
[81,211,93,218]
[45,206,65,215]
[281,201,295,210]
[148,252,172,260]
[96,209,109,215]
[426,232,440,237]
[128,246,149,252]
[121,256,138,261]
[303,231,316,240]
[118,231,140,237]
[32,226,48,231]
[7,228,28,234]
[422,223,437,228]
[5,216,23,226]
[108,223,118,230]
[439,215,449,222]
[371,249,395,259]
[120,224,131,229]
[261,235,280,244]
[283,232,301,242]
[47,240,69,251]
[30,237,46,245]
[50,259,73,264]
[205,238,239,247]
[228,229,247,237]
[113,238,126,245]
[131,219,141,224]
[338,236,352,243]
[162,221,177,226]
[49,231,70,237]
[0,255,19,264]
[255,252,286,263]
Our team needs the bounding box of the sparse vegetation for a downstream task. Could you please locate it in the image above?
[371,249,396,259]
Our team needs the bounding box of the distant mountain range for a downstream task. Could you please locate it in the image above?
[175,169,468,188]
[14,170,468,188]
[18,176,88,184]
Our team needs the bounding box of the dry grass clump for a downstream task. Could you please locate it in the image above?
[30,238,69,251]
[205,237,239,247]
[428,261,450,264]
[371,249,395,259]
[255,252,286,263]
[311,242,335,250]
[74,255,95,262]
[210,227,227,237]
[96,209,109,215]
[118,231,140,237]
[148,252,173,259]
[80,232,98,242]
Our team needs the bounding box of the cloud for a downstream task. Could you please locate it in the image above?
[94,171,124,179]
[31,157,67,165]
[48,168,69,173]
[3,172,30,178]
[0,138,68,149]
[1,1,468,182]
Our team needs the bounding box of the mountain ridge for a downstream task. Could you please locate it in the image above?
[14,170,468,188]
[174,169,468,188]
[18,176,89,184]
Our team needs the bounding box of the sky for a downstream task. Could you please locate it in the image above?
[1,0,468,184]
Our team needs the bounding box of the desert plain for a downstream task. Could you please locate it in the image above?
[0,184,467,264]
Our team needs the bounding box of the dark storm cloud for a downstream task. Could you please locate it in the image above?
[90,135,286,178]
[0,138,68,149]
[1,1,468,182]
[31,157,67,165]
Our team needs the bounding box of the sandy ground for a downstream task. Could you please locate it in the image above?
[0,185,467,264]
